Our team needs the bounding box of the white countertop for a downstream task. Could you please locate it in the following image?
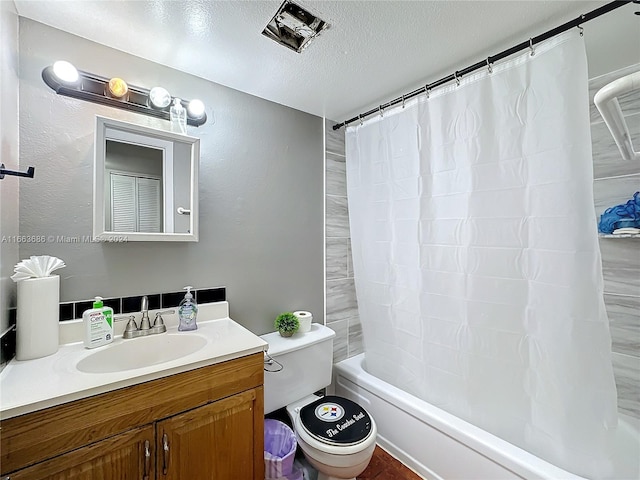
[0,302,267,420]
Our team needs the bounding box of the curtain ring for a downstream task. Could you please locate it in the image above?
[578,25,584,37]
[529,38,535,56]
[401,94,406,109]
[424,84,430,99]
[359,114,363,126]
[454,71,461,86]
[379,105,384,118]
[486,57,493,74]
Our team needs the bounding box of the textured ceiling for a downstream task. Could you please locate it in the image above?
[14,1,639,122]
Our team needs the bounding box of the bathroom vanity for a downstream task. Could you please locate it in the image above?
[0,304,267,479]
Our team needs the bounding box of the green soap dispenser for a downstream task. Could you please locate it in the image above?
[83,296,114,348]
[178,286,198,331]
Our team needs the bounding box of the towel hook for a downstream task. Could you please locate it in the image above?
[529,38,536,56]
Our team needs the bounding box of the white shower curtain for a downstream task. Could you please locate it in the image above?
[345,31,618,478]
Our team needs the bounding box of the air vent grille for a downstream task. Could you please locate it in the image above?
[262,0,329,53]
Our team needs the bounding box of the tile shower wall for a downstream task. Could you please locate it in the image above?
[325,119,362,363]
[590,63,640,419]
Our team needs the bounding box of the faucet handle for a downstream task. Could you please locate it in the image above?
[153,310,175,327]
[115,315,138,332]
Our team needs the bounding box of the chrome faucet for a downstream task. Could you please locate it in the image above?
[116,296,174,339]
[140,296,151,330]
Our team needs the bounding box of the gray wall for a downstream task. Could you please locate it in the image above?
[590,63,640,420]
[18,19,324,335]
[325,119,362,363]
[0,1,19,355]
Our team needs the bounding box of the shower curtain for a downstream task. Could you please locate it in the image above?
[345,31,618,478]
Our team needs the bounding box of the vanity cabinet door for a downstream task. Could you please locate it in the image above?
[157,388,263,480]
[6,425,154,480]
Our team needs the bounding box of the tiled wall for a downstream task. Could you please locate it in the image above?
[325,119,362,363]
[590,63,640,419]
[56,287,226,321]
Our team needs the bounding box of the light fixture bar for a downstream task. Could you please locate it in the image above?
[42,66,207,127]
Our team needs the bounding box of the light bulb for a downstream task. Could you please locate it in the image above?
[149,86,171,108]
[187,99,205,118]
[52,60,79,84]
[108,78,128,98]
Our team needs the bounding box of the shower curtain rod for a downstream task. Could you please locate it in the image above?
[332,0,633,131]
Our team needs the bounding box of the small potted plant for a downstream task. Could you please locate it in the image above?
[274,312,300,337]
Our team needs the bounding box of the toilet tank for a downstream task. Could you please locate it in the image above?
[261,324,335,414]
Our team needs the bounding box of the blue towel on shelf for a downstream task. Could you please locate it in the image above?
[598,191,640,234]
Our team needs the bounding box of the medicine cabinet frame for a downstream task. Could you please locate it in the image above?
[93,116,199,242]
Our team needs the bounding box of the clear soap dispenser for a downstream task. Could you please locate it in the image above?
[178,286,198,331]
[170,98,187,134]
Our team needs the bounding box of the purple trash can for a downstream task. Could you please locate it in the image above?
[264,419,302,480]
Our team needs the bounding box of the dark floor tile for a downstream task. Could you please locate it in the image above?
[358,446,422,480]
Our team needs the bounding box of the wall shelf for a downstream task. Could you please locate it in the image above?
[598,233,640,238]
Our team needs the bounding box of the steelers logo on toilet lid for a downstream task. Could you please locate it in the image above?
[299,395,372,446]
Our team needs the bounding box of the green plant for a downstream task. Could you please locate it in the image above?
[274,312,300,337]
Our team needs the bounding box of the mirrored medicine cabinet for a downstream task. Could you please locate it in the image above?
[93,116,199,242]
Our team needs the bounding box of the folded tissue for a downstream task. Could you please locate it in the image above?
[12,255,66,360]
[11,255,66,282]
[598,191,640,234]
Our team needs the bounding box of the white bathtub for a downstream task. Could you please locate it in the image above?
[334,353,639,480]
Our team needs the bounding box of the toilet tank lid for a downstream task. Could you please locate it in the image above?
[260,324,336,357]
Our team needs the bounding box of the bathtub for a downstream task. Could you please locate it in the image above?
[334,353,639,480]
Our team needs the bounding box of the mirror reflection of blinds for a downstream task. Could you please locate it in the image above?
[110,173,162,232]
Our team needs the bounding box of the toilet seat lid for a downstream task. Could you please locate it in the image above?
[298,395,373,446]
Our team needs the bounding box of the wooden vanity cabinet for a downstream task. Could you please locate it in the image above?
[1,353,264,480]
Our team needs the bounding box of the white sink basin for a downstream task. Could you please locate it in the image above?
[76,334,208,374]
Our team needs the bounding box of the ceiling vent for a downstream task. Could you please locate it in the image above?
[262,0,329,53]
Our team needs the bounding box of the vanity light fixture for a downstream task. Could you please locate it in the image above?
[187,99,206,119]
[108,77,128,98]
[149,86,172,109]
[52,60,79,85]
[42,63,207,127]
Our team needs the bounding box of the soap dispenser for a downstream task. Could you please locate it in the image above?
[83,296,114,348]
[178,286,198,331]
[170,98,187,134]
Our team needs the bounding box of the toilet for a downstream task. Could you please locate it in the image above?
[261,324,377,480]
